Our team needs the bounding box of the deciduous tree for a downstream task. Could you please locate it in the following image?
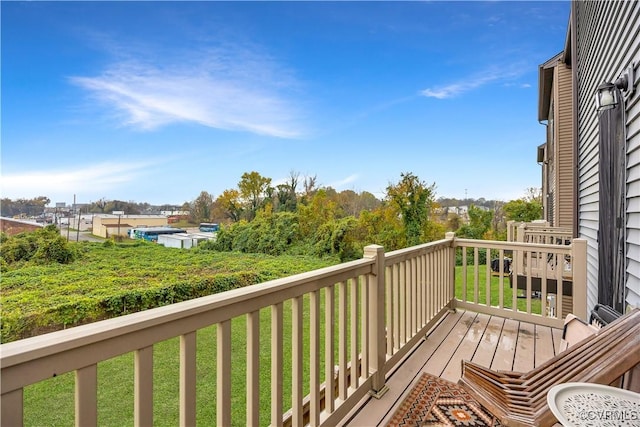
[190,191,214,223]
[238,171,272,220]
[386,173,436,246]
[503,199,542,222]
[216,189,243,222]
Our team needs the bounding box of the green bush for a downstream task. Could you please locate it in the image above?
[314,216,361,261]
[0,225,76,266]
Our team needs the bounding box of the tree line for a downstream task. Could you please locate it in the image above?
[187,171,542,261]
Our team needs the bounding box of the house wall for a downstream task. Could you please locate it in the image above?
[574,1,640,311]
[548,100,557,224]
[539,54,574,231]
[555,64,574,229]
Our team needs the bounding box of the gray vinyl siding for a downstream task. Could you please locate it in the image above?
[574,1,640,312]
[627,66,640,309]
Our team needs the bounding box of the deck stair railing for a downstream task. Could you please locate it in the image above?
[0,232,586,426]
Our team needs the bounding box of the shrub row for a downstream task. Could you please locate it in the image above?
[1,272,261,343]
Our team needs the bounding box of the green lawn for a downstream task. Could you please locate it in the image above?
[455,264,543,315]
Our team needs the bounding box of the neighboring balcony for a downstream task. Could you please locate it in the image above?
[1,232,590,426]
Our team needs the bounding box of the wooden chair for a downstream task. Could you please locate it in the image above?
[458,308,640,426]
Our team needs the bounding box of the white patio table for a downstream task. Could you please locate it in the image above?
[547,382,640,426]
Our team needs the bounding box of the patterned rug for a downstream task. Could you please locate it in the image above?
[386,372,502,426]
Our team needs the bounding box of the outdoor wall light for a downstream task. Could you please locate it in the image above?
[595,82,618,111]
[595,65,635,111]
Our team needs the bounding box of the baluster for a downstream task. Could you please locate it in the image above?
[271,304,283,427]
[309,291,320,427]
[75,364,97,427]
[217,320,231,427]
[324,286,335,414]
[180,332,197,427]
[473,247,479,304]
[361,276,369,378]
[485,248,491,307]
[135,346,153,427]
[1,389,23,426]
[292,296,303,425]
[246,313,260,427]
[350,278,359,389]
[338,280,348,400]
[385,266,393,356]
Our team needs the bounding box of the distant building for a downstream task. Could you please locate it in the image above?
[160,210,189,217]
[157,232,216,249]
[92,214,168,238]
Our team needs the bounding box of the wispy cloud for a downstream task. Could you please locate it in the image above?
[70,43,306,138]
[420,65,526,99]
[1,162,153,200]
[329,174,359,189]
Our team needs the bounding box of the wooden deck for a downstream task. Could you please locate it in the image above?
[344,309,564,426]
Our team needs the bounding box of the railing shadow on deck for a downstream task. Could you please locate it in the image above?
[0,232,587,427]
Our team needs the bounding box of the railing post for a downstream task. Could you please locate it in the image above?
[516,223,526,243]
[507,221,515,242]
[571,238,588,321]
[445,232,456,308]
[514,224,526,277]
[363,244,388,399]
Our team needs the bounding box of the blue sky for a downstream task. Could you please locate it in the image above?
[2,1,570,207]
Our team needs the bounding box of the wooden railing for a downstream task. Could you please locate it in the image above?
[453,237,587,328]
[382,235,456,375]
[507,220,573,245]
[0,233,587,426]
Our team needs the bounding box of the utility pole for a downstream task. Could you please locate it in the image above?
[67,195,74,242]
[113,210,125,240]
[76,203,81,242]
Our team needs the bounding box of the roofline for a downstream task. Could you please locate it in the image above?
[538,51,564,122]
[562,9,572,65]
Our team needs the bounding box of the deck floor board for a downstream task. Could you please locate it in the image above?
[440,313,490,383]
[470,315,504,368]
[422,311,477,377]
[534,325,556,368]
[490,318,519,371]
[345,310,564,427]
[512,321,536,372]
